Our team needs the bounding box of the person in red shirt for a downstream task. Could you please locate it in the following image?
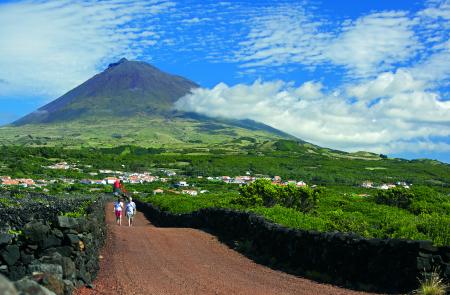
[113,179,121,196]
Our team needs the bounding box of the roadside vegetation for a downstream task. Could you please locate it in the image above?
[1,144,449,246]
[138,180,450,246]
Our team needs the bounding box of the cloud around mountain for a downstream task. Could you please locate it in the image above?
[176,69,450,155]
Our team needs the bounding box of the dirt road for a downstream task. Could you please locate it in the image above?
[76,203,379,295]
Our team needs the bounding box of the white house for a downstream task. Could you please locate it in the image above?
[176,181,189,187]
[182,190,198,196]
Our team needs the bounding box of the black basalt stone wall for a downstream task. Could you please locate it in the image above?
[0,196,107,295]
[136,200,449,293]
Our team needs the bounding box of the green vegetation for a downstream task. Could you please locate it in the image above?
[415,270,448,295]
[235,179,321,212]
[0,141,448,246]
[61,199,93,218]
[0,144,449,194]
[138,183,450,246]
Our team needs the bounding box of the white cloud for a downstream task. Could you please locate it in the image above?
[234,5,330,69]
[0,0,175,98]
[175,76,450,154]
[327,12,419,77]
[346,69,425,102]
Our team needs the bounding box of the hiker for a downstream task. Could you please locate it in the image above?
[114,197,124,226]
[113,178,121,196]
[126,197,136,227]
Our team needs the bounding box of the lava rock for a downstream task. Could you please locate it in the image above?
[0,273,18,295]
[64,234,80,245]
[1,245,20,266]
[0,233,13,246]
[14,277,56,295]
[24,221,50,243]
[56,216,79,230]
[32,273,65,295]
[29,263,63,279]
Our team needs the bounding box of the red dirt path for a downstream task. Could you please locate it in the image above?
[75,203,381,295]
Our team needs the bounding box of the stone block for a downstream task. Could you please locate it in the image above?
[0,273,18,295]
[1,245,20,266]
[14,277,56,295]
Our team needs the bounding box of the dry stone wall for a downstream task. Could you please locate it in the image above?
[0,195,107,295]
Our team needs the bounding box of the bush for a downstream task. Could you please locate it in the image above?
[375,187,415,209]
[415,270,448,295]
[235,179,321,213]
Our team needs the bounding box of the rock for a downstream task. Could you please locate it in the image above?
[32,273,65,295]
[0,233,13,246]
[39,253,76,280]
[0,273,18,295]
[29,263,63,279]
[42,234,62,249]
[63,279,74,295]
[0,264,8,273]
[41,246,72,257]
[56,217,79,230]
[24,221,51,242]
[1,245,20,266]
[61,257,76,280]
[14,277,56,295]
[20,251,34,265]
[64,234,80,245]
[9,265,27,281]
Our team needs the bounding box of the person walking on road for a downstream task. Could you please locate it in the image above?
[126,197,137,227]
[114,197,124,226]
[113,179,121,196]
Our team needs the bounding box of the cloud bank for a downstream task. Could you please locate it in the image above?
[176,71,450,154]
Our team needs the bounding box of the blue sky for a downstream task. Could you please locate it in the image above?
[0,0,449,162]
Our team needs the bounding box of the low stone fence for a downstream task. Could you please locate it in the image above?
[0,196,107,295]
[136,200,449,294]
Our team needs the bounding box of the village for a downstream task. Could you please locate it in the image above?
[0,161,411,195]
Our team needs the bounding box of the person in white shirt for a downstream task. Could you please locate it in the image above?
[126,197,137,227]
[113,198,124,226]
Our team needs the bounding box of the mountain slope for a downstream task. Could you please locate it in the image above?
[13,58,199,125]
[4,58,294,148]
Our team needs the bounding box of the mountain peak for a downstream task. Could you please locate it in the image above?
[108,57,129,68]
[13,59,199,125]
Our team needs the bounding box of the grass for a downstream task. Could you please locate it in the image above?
[415,270,448,295]
[0,116,284,150]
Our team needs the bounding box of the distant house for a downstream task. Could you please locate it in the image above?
[1,179,19,185]
[176,181,189,187]
[47,162,70,170]
[0,176,11,182]
[379,184,389,190]
[273,176,282,182]
[153,189,164,195]
[104,177,118,185]
[94,180,106,185]
[296,181,307,187]
[362,181,373,188]
[182,190,198,196]
[80,179,91,185]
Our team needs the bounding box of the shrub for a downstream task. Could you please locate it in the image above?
[375,187,415,209]
[414,270,448,295]
[235,179,320,212]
